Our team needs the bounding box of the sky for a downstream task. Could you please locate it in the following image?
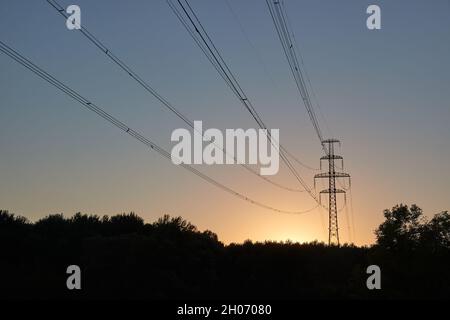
[0,0,449,245]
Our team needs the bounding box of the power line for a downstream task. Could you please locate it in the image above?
[168,0,320,204]
[223,0,279,90]
[344,198,352,243]
[223,0,320,172]
[266,0,326,154]
[348,186,357,243]
[337,175,357,243]
[266,0,355,244]
[45,0,306,193]
[279,0,333,140]
[0,40,318,215]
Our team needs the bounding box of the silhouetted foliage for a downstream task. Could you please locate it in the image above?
[375,204,424,251]
[0,205,448,299]
[420,211,450,252]
[0,210,28,227]
[370,204,450,298]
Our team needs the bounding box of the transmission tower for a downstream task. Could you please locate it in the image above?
[314,139,351,245]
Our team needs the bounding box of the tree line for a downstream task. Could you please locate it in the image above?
[0,204,448,299]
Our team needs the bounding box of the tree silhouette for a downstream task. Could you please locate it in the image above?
[375,204,424,251]
[0,205,448,299]
[0,210,28,229]
[420,211,450,252]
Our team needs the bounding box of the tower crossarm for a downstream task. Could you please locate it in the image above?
[320,155,343,161]
[322,139,341,145]
[314,172,351,190]
[320,154,344,170]
[314,172,350,179]
[319,189,346,194]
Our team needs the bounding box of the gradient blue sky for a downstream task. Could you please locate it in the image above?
[1,0,449,245]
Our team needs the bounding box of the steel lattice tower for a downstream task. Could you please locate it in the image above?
[314,139,351,245]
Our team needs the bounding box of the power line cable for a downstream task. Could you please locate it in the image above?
[45,0,305,193]
[0,40,319,215]
[223,0,279,90]
[348,186,357,243]
[168,0,320,204]
[281,0,333,139]
[267,0,355,243]
[344,198,352,243]
[266,0,326,155]
[224,0,320,172]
